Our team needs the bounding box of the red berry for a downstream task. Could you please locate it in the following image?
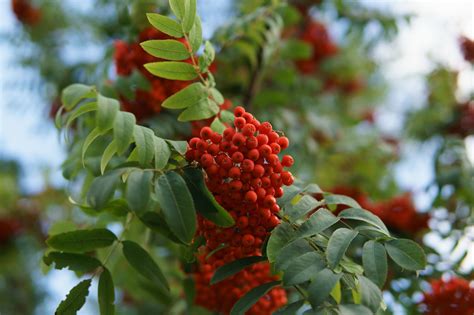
[211,132,222,144]
[242,124,256,136]
[232,133,246,146]
[229,180,243,191]
[282,155,294,167]
[201,154,214,168]
[252,164,265,177]
[244,191,258,203]
[232,151,244,163]
[259,122,272,134]
[234,117,246,129]
[223,127,235,141]
[259,144,272,158]
[241,159,255,172]
[246,136,258,149]
[242,234,255,247]
[242,112,254,122]
[278,136,289,149]
[237,216,249,229]
[200,126,213,140]
[267,154,279,166]
[189,137,200,149]
[234,106,246,117]
[228,166,241,178]
[282,171,294,186]
[268,131,279,143]
[247,148,260,161]
[270,143,281,154]
[257,134,268,145]
[263,195,276,208]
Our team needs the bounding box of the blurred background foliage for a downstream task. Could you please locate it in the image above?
[0,0,472,314]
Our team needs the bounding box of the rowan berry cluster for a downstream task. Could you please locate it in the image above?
[186,106,293,314]
[0,217,21,246]
[460,36,474,63]
[114,28,189,120]
[11,0,41,25]
[421,277,474,315]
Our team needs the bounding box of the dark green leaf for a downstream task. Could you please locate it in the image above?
[275,238,313,271]
[182,167,234,227]
[141,39,190,60]
[139,211,184,244]
[146,13,183,38]
[297,208,339,239]
[43,252,101,273]
[56,280,91,315]
[273,300,305,315]
[286,194,321,220]
[155,172,196,244]
[61,84,95,110]
[282,39,313,60]
[324,194,361,210]
[362,241,387,288]
[126,170,153,214]
[162,82,206,109]
[87,171,121,210]
[122,240,169,290]
[166,139,187,155]
[153,137,171,169]
[113,111,136,155]
[385,239,426,270]
[326,228,358,269]
[308,269,342,307]
[338,304,372,315]
[339,208,390,236]
[98,268,115,315]
[133,126,155,166]
[277,185,301,207]
[230,281,281,315]
[178,98,219,121]
[97,94,119,133]
[65,101,97,130]
[100,141,117,174]
[81,127,102,163]
[282,252,325,285]
[211,256,266,285]
[46,229,117,253]
[358,275,383,313]
[267,222,295,262]
[145,61,197,80]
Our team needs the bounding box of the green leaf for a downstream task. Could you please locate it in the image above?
[297,208,339,239]
[182,0,196,32]
[210,117,226,133]
[282,39,313,60]
[87,171,121,210]
[211,256,266,285]
[385,239,426,270]
[126,170,153,214]
[209,88,224,105]
[188,16,202,52]
[182,167,234,227]
[97,94,119,133]
[273,300,305,315]
[339,208,390,236]
[46,229,117,253]
[56,280,91,315]
[199,40,215,71]
[219,110,234,125]
[100,141,117,174]
[275,238,313,271]
[98,268,115,315]
[282,252,325,286]
[358,275,383,313]
[338,304,372,315]
[169,0,185,19]
[267,222,295,262]
[278,185,302,207]
[139,212,184,244]
[324,194,361,210]
[122,240,169,291]
[178,98,219,121]
[326,228,358,269]
[153,137,171,169]
[308,269,342,307]
[162,82,206,109]
[133,126,155,166]
[82,127,102,163]
[43,252,101,273]
[145,61,197,80]
[141,40,190,61]
[113,111,136,155]
[146,13,183,38]
[286,194,321,220]
[230,281,281,315]
[155,172,196,244]
[362,241,387,288]
[65,101,97,130]
[166,140,187,155]
[61,84,95,110]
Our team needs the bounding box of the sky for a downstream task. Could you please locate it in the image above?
[0,0,473,314]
